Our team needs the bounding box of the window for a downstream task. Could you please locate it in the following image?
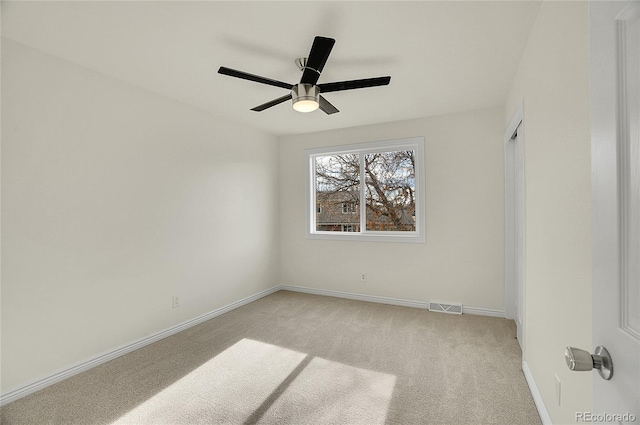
[307,137,425,242]
[342,202,355,213]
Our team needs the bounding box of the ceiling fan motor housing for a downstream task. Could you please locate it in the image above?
[292,83,320,112]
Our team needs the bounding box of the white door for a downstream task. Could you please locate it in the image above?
[590,0,640,417]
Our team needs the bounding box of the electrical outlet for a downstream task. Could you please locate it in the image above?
[172,295,180,309]
[361,273,367,282]
[554,374,561,406]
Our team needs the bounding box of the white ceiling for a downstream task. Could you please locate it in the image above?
[1,1,541,136]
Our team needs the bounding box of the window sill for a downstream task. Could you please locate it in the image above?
[307,232,425,243]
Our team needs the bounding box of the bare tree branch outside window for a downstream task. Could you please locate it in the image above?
[365,150,416,231]
[315,154,360,232]
[315,150,416,232]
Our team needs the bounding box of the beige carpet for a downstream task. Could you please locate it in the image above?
[1,291,541,424]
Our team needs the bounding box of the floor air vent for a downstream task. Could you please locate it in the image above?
[429,301,463,315]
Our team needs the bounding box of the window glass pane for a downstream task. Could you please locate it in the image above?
[315,154,360,232]
[307,138,424,242]
[364,150,416,231]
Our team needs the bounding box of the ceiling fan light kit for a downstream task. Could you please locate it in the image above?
[218,36,391,115]
[292,84,320,113]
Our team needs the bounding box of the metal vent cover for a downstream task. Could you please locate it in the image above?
[429,301,463,315]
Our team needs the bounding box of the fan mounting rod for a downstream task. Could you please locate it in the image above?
[295,57,308,72]
[295,57,320,77]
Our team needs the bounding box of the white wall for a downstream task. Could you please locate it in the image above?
[505,1,592,423]
[279,108,505,310]
[1,39,280,394]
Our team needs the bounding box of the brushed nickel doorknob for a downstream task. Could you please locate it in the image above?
[565,346,613,380]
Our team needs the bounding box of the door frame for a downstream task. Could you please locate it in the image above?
[504,101,526,354]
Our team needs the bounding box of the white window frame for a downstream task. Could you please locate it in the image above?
[306,137,425,243]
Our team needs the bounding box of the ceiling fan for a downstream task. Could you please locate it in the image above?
[218,36,391,115]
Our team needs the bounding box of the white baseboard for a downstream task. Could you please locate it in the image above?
[279,285,506,318]
[0,285,281,407]
[522,360,552,425]
[1,284,506,407]
[280,284,430,309]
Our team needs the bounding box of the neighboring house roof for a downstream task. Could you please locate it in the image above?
[316,191,415,230]
[316,191,359,225]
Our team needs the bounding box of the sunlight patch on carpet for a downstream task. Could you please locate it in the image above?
[111,338,396,425]
[112,339,307,424]
[257,356,396,425]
